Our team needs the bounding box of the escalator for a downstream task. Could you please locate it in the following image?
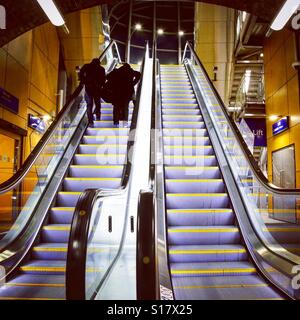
[160,64,283,300]
[136,42,300,301]
[0,106,133,300]
[0,41,148,300]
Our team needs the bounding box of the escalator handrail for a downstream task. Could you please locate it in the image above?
[0,40,119,195]
[136,43,158,300]
[66,44,148,300]
[182,41,300,196]
[136,190,157,300]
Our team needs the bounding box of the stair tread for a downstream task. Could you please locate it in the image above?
[51,207,75,211]
[169,244,246,251]
[170,261,255,270]
[33,243,68,250]
[167,208,233,213]
[171,275,282,300]
[168,226,238,231]
[21,260,66,268]
[42,224,71,230]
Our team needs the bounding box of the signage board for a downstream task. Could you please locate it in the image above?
[28,114,46,134]
[0,87,19,114]
[244,118,267,147]
[272,117,289,136]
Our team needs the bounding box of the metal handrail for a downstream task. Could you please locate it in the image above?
[66,43,148,300]
[0,40,119,195]
[182,41,300,196]
[136,42,159,300]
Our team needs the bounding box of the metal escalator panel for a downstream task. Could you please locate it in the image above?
[160,65,283,300]
[182,42,300,299]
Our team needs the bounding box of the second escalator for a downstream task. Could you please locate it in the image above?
[160,64,283,300]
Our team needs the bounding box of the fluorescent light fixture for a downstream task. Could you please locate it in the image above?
[36,0,65,26]
[135,23,142,31]
[43,115,51,122]
[271,0,300,31]
[157,29,164,35]
[242,11,247,22]
[179,30,184,36]
[243,70,252,94]
[270,115,280,121]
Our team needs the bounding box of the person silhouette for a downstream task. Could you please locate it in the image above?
[107,63,141,127]
[80,58,106,127]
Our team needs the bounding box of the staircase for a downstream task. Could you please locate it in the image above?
[160,64,283,300]
[0,101,133,300]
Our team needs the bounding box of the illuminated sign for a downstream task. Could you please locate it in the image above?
[28,114,46,134]
[244,118,267,147]
[272,117,289,136]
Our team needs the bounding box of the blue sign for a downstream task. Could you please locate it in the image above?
[244,118,267,147]
[0,87,19,114]
[272,117,289,136]
[28,114,46,134]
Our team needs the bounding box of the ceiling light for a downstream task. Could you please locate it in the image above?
[36,0,65,27]
[135,23,142,31]
[271,0,300,31]
[260,53,264,58]
[157,29,164,35]
[179,31,184,36]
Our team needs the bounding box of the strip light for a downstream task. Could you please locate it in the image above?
[36,0,65,26]
[243,70,251,94]
[271,0,300,31]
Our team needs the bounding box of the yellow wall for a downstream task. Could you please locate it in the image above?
[0,6,104,164]
[0,6,104,224]
[264,28,300,187]
[194,3,235,103]
[59,7,105,92]
[0,22,60,161]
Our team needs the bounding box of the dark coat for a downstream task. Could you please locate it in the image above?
[107,65,141,104]
[80,60,106,94]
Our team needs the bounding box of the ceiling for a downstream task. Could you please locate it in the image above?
[0,0,285,47]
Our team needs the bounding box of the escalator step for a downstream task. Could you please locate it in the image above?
[32,243,68,260]
[172,275,283,300]
[168,226,240,245]
[166,193,229,209]
[170,261,256,277]
[169,244,248,263]
[167,209,234,226]
[50,207,74,224]
[42,224,71,243]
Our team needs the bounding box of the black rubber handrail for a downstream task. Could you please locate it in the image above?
[136,190,156,300]
[0,40,119,195]
[66,45,147,300]
[182,41,300,196]
[136,42,158,300]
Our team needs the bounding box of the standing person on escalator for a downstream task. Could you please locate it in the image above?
[108,63,141,127]
[80,58,106,127]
